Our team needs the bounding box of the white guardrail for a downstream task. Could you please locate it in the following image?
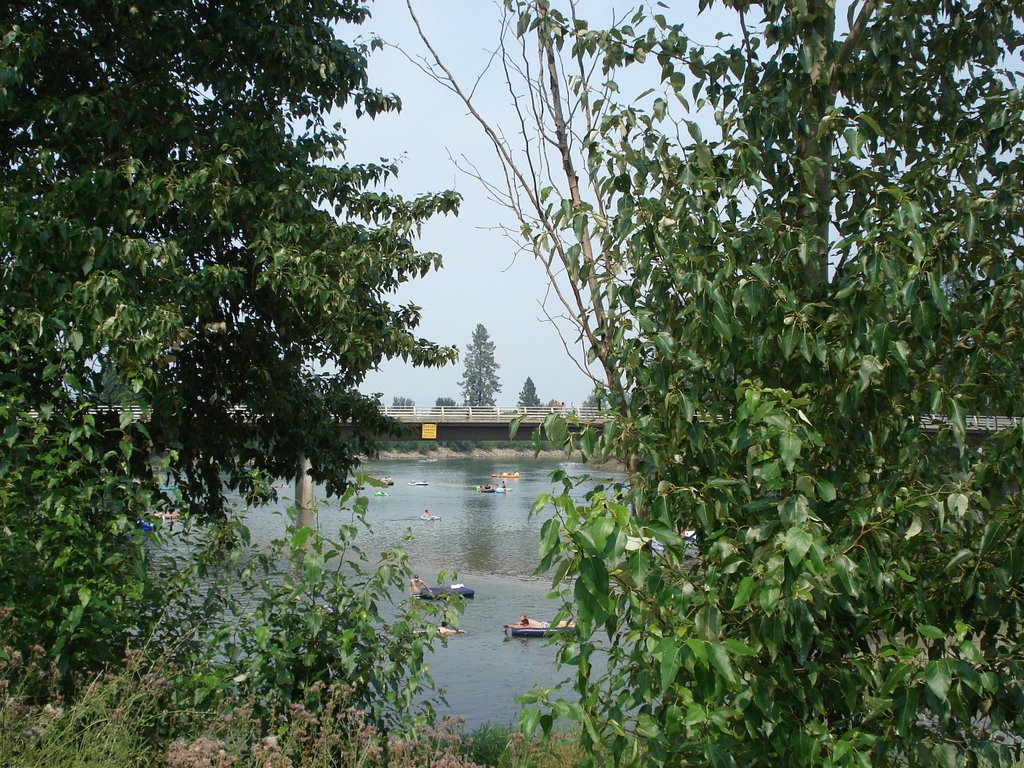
[917,414,1022,432]
[73,406,1023,432]
[78,404,610,423]
[378,405,608,423]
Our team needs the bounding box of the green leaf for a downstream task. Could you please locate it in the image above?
[895,688,918,736]
[783,527,813,568]
[958,639,984,664]
[943,548,973,573]
[931,744,957,768]
[579,557,609,597]
[722,638,756,656]
[305,611,323,636]
[858,111,882,135]
[657,638,682,693]
[979,520,1005,559]
[588,516,614,552]
[731,576,755,610]
[947,401,967,444]
[290,526,313,552]
[516,11,531,38]
[928,271,950,313]
[254,625,270,648]
[303,551,325,582]
[924,660,951,701]
[519,706,541,735]
[538,518,561,566]
[684,703,706,726]
[778,432,801,472]
[815,478,836,501]
[685,638,708,668]
[708,642,738,686]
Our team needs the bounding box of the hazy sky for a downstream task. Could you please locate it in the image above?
[345,1,725,408]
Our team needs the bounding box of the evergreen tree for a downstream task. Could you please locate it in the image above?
[517,377,541,407]
[459,324,501,406]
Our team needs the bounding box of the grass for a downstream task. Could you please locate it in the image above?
[0,648,592,768]
[0,647,162,768]
[17,652,1017,768]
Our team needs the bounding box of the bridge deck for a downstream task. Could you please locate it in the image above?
[79,405,1022,440]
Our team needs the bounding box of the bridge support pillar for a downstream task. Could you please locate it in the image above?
[296,452,314,535]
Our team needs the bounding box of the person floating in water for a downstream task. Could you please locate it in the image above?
[410,575,430,595]
[437,620,464,636]
[512,614,547,629]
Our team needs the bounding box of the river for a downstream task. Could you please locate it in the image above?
[234,455,623,729]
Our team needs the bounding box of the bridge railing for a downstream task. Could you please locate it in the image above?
[77,404,611,423]
[67,405,1024,433]
[379,405,609,423]
[917,414,1022,432]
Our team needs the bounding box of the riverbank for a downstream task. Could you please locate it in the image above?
[370,445,625,472]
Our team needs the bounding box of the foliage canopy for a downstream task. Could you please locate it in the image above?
[0,0,457,691]
[503,1,1024,765]
[1,0,459,514]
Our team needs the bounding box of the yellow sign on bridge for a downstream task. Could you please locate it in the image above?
[421,423,437,440]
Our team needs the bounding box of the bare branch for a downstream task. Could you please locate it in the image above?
[403,0,633,403]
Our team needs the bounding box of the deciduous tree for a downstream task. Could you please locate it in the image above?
[413,0,1024,764]
[1,0,457,694]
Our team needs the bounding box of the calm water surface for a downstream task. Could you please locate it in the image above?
[239,456,623,728]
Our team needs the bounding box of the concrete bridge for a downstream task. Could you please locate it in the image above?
[357,406,1022,443]
[347,405,608,441]
[93,404,1022,442]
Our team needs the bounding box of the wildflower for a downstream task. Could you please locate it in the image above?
[166,736,237,768]
[250,735,292,768]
